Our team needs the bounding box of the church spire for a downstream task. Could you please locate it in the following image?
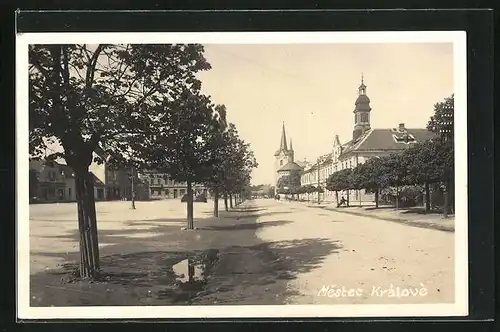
[289,138,293,151]
[280,121,288,151]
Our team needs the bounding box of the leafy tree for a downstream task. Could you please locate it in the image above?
[250,184,272,198]
[347,162,371,207]
[277,170,301,199]
[402,139,443,212]
[378,153,409,209]
[326,168,352,206]
[268,186,276,198]
[427,94,454,142]
[299,184,317,202]
[276,176,290,195]
[136,90,218,229]
[201,105,229,217]
[427,94,454,216]
[207,123,257,211]
[359,158,387,208]
[29,44,210,277]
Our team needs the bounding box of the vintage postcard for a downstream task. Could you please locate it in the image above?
[17,31,467,319]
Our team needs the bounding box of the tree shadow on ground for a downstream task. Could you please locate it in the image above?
[400,207,449,215]
[222,211,294,219]
[29,200,343,307]
[30,237,341,307]
[364,206,395,211]
[200,210,293,219]
[201,220,293,231]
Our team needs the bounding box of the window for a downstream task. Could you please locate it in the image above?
[157,178,161,184]
[68,187,72,198]
[280,160,283,166]
[48,171,56,181]
[360,113,369,122]
[150,179,154,185]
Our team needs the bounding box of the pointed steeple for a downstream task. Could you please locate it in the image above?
[280,122,288,151]
[289,138,293,151]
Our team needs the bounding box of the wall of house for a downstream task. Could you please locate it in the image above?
[89,152,106,184]
[65,177,76,201]
[30,161,70,202]
[142,172,207,200]
[297,152,378,203]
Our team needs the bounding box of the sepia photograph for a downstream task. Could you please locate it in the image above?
[17,31,468,319]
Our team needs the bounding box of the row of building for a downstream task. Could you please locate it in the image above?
[29,148,208,203]
[273,76,434,203]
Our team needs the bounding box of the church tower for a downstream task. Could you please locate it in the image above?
[273,122,294,189]
[352,74,372,141]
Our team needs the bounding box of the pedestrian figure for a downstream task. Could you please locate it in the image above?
[338,196,347,207]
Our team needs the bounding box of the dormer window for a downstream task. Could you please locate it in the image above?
[393,133,416,144]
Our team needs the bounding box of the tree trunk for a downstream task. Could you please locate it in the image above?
[424,182,430,213]
[375,188,379,208]
[359,189,362,207]
[224,193,229,211]
[213,189,219,217]
[74,167,100,279]
[335,191,339,207]
[130,167,136,209]
[395,185,399,210]
[186,181,194,229]
[229,194,234,209]
[346,190,350,207]
[443,180,450,218]
[449,177,455,214]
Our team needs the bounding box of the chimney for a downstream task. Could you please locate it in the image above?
[398,123,405,131]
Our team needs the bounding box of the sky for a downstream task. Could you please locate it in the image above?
[197,43,454,186]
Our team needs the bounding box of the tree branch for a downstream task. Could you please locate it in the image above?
[85,44,105,89]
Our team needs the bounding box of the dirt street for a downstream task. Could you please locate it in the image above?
[28,198,454,306]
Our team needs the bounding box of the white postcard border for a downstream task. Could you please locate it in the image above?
[16,31,468,320]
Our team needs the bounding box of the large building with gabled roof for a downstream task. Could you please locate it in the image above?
[299,76,435,203]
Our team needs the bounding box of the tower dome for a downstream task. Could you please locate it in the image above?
[352,74,372,141]
[355,94,371,105]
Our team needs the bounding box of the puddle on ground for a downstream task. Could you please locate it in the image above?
[172,259,206,283]
[156,249,219,304]
[41,249,220,306]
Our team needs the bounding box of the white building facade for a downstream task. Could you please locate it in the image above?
[299,76,434,204]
